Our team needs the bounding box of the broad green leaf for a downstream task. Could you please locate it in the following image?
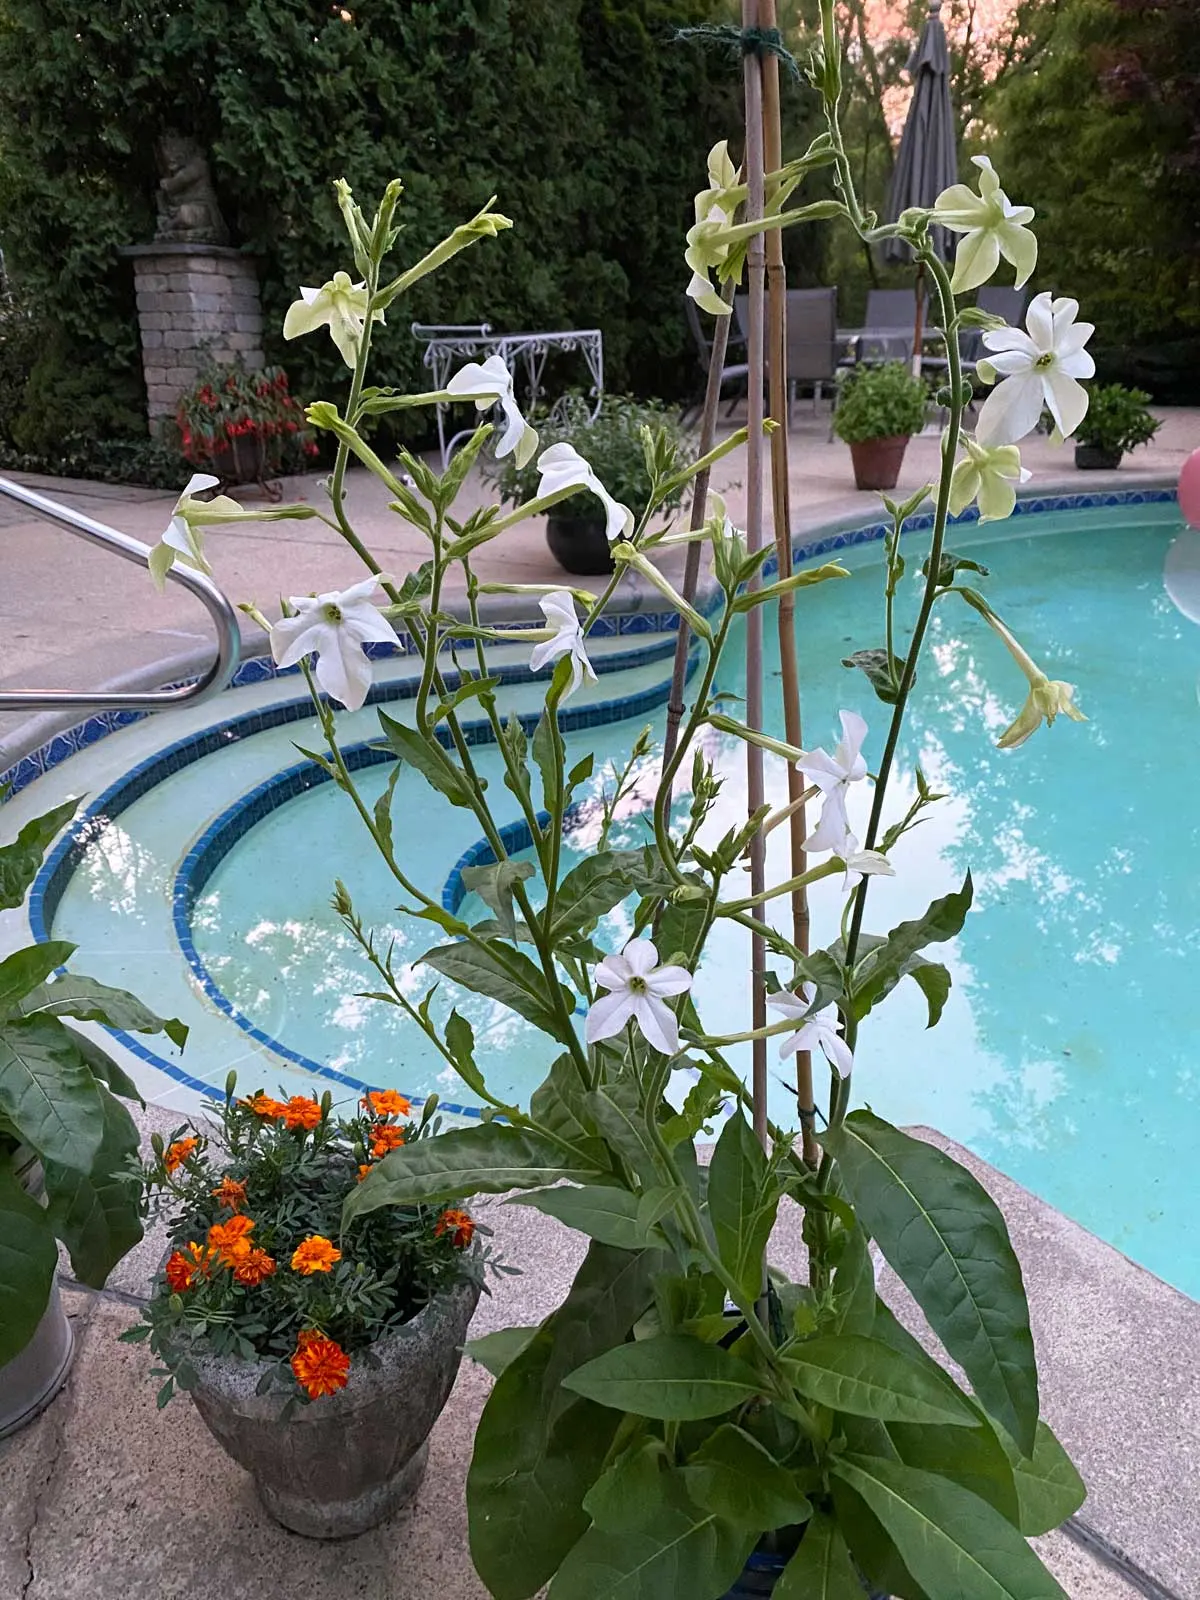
[500,712,534,813]
[421,938,575,1041]
[0,1155,58,1364]
[468,1244,665,1600]
[466,1324,539,1378]
[999,1421,1086,1536]
[923,551,990,587]
[888,1418,1021,1528]
[549,850,646,941]
[826,1222,876,1336]
[43,1085,142,1287]
[775,1511,864,1600]
[842,647,904,704]
[377,709,473,805]
[344,1123,603,1223]
[707,1111,778,1303]
[530,1051,597,1143]
[68,1030,144,1105]
[783,1333,979,1426]
[461,859,536,943]
[822,1111,1038,1454]
[683,1424,813,1530]
[585,1077,666,1188]
[0,1014,105,1170]
[508,1184,668,1251]
[14,972,188,1048]
[850,877,973,1023]
[442,1009,496,1104]
[372,765,401,854]
[563,1333,763,1419]
[0,942,76,1011]
[549,1443,755,1600]
[831,1455,1067,1600]
[0,796,79,911]
[905,957,951,1028]
[433,672,503,725]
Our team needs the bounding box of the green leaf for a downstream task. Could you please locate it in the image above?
[530,1051,598,1143]
[0,796,79,911]
[0,1155,58,1364]
[460,859,536,943]
[372,764,401,854]
[775,1511,865,1600]
[549,850,647,941]
[888,1417,1021,1529]
[508,1184,668,1251]
[500,712,534,813]
[822,1111,1038,1454]
[421,938,575,1042]
[468,1244,666,1600]
[999,1421,1086,1536]
[826,1222,876,1336]
[905,957,951,1028]
[465,1324,539,1378]
[377,710,473,805]
[563,1333,763,1420]
[0,942,76,1011]
[433,672,502,725]
[683,1424,813,1531]
[784,1333,979,1426]
[923,551,990,587]
[585,1077,666,1188]
[442,1009,512,1110]
[707,1111,779,1303]
[850,876,973,1023]
[43,1084,142,1287]
[549,1443,755,1600]
[14,972,188,1048]
[344,1122,603,1223]
[831,1455,1067,1600]
[69,1032,144,1105]
[0,1014,106,1170]
[842,648,904,704]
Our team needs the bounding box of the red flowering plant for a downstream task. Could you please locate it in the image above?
[174,356,319,477]
[123,1076,494,1406]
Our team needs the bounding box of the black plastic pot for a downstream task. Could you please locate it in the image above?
[545,510,614,576]
[722,1546,888,1598]
[1074,444,1123,470]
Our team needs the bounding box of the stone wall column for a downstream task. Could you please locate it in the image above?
[120,243,266,432]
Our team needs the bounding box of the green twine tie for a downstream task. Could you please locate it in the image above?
[672,23,803,82]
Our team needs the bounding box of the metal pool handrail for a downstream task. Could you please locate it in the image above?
[0,474,241,712]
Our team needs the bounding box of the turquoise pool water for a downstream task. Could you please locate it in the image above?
[50,501,1200,1294]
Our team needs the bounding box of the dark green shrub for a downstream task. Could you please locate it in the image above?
[1075,383,1161,456]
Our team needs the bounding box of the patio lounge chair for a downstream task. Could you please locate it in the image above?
[685,296,749,417]
[731,288,854,428]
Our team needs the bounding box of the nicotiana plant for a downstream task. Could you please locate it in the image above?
[147,16,1096,1592]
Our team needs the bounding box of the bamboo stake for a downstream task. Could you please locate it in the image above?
[742,0,769,1154]
[759,0,817,1167]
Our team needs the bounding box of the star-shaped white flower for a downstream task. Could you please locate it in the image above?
[445,354,538,468]
[932,156,1037,296]
[282,272,383,368]
[269,575,402,711]
[975,292,1095,447]
[528,591,596,699]
[949,436,1031,523]
[836,838,895,892]
[536,442,633,543]
[585,938,692,1057]
[768,982,853,1078]
[795,710,869,855]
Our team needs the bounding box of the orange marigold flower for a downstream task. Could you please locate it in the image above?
[363,1089,411,1119]
[290,1331,350,1399]
[243,1092,287,1119]
[282,1095,322,1131]
[232,1247,277,1287]
[165,1241,210,1292]
[290,1234,341,1275]
[436,1208,476,1249]
[357,1163,373,1183]
[207,1214,256,1265]
[369,1122,405,1159]
[164,1136,198,1174]
[211,1176,247,1212]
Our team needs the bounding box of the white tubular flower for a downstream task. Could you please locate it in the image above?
[536,442,634,542]
[975,292,1095,447]
[445,354,538,468]
[795,710,869,855]
[685,140,743,317]
[932,156,1037,295]
[949,437,1032,523]
[768,983,853,1078]
[837,838,895,893]
[149,472,222,585]
[269,575,402,711]
[998,677,1087,750]
[528,591,596,699]
[585,938,692,1057]
[283,272,383,369]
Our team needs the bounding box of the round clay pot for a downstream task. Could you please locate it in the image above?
[1075,443,1123,471]
[185,1272,481,1538]
[545,510,614,575]
[848,435,910,491]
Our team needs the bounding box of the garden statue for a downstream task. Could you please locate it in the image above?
[153,130,229,245]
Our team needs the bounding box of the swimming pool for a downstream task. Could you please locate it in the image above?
[6,491,1197,1295]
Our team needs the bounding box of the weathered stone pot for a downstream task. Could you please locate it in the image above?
[546,509,615,575]
[848,435,910,492]
[1075,443,1123,470]
[186,1273,480,1538]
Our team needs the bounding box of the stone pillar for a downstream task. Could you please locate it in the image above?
[121,244,266,431]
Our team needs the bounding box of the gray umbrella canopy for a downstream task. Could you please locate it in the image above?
[884,0,958,265]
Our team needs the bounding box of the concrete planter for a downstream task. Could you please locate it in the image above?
[185,1273,480,1538]
[0,1280,75,1439]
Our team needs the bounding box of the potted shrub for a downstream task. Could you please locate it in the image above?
[123,1082,486,1537]
[834,361,929,490]
[486,394,689,574]
[175,358,318,493]
[0,796,186,1436]
[1073,383,1161,469]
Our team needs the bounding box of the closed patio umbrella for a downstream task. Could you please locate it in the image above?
[883,0,958,370]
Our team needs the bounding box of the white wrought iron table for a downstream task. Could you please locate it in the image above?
[411,323,604,467]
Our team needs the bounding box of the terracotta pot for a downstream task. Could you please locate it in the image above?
[184,1273,480,1538]
[847,435,910,491]
[1075,443,1123,470]
[545,510,614,576]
